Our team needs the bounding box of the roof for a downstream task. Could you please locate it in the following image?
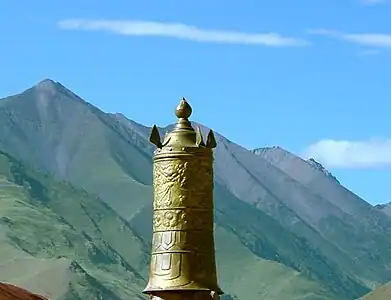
[0,283,47,300]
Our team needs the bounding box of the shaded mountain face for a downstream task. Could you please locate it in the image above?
[1,79,391,299]
[0,79,154,218]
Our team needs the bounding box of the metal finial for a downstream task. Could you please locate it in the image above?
[175,98,192,119]
[144,97,222,298]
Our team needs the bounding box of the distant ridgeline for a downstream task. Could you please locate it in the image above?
[252,146,340,183]
[1,79,391,300]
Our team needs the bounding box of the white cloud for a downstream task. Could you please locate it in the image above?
[304,139,391,169]
[358,49,381,56]
[57,19,309,47]
[308,28,391,48]
[361,0,385,5]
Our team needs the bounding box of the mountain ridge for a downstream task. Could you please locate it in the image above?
[252,147,340,184]
[375,202,391,218]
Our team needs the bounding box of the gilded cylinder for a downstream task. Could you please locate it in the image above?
[143,99,222,296]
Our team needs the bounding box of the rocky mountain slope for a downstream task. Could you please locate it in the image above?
[253,147,340,184]
[1,79,391,299]
[375,202,391,217]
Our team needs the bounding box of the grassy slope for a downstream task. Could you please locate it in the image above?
[213,183,365,299]
[214,225,334,300]
[0,151,146,300]
[0,152,340,300]
[252,147,391,288]
[200,134,391,297]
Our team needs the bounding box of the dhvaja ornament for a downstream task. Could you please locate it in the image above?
[143,98,223,300]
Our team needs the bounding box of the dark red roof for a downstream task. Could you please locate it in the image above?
[0,283,47,300]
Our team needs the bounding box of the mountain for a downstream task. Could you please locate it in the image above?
[0,80,335,299]
[1,79,391,299]
[211,137,391,290]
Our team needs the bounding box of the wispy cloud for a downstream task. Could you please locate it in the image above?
[360,0,386,5]
[308,28,391,49]
[57,19,309,47]
[358,49,381,56]
[303,139,391,169]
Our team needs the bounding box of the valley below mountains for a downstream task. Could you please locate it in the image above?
[1,79,391,300]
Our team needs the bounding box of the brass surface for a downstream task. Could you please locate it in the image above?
[149,291,220,299]
[144,98,222,297]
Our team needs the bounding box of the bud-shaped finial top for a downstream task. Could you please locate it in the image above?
[175,98,192,119]
[149,97,216,151]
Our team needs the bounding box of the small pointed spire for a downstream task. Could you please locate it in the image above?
[206,130,217,149]
[149,125,162,148]
[196,126,205,146]
[175,97,192,119]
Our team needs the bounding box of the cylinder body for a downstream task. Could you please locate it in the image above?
[144,99,222,299]
[144,150,220,293]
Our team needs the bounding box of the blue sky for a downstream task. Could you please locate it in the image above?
[0,0,390,204]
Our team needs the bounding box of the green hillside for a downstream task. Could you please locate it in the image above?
[0,150,335,299]
[0,151,147,299]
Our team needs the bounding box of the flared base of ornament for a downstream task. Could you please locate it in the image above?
[148,291,220,300]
